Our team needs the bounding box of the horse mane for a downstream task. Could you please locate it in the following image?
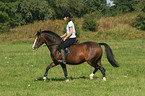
[40,30,63,44]
[42,30,61,38]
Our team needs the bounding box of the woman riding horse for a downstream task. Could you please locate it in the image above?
[60,12,77,64]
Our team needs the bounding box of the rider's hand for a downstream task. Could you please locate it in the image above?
[64,37,67,41]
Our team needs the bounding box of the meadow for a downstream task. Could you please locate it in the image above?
[0,40,145,96]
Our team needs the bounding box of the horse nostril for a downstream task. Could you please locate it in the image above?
[32,46,35,50]
[32,46,38,50]
[35,47,38,50]
[32,46,36,50]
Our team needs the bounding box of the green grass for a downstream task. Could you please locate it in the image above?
[0,40,145,96]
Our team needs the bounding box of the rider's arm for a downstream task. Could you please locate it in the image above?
[61,33,67,38]
[64,27,73,41]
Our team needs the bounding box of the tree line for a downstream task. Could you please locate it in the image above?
[0,0,145,32]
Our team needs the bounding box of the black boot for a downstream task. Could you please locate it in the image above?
[61,49,66,64]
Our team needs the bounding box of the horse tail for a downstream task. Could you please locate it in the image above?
[99,43,119,67]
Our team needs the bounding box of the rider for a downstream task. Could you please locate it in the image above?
[60,12,76,64]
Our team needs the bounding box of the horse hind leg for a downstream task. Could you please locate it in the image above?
[99,64,106,81]
[90,64,106,81]
[95,58,106,81]
[89,60,106,81]
[90,67,99,80]
[88,60,100,80]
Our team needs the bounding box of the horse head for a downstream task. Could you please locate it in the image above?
[32,30,45,50]
[32,29,63,50]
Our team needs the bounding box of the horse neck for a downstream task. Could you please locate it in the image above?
[43,33,62,52]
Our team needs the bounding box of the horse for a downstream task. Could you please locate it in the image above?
[32,30,119,82]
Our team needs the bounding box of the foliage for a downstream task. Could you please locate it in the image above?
[84,0,107,13]
[0,9,9,33]
[17,0,53,23]
[113,0,135,13]
[132,1,145,30]
[0,1,19,32]
[0,0,109,32]
[82,13,99,32]
[1,0,145,33]
[133,12,145,30]
[1,12,145,43]
[46,0,86,19]
[111,0,145,30]
[46,0,107,19]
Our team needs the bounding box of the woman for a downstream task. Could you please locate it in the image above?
[60,12,76,64]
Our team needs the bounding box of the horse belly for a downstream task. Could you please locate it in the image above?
[67,50,86,64]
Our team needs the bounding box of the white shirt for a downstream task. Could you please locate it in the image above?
[66,21,76,38]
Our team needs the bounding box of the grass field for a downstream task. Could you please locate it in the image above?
[0,40,145,96]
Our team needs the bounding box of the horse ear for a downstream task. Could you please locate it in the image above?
[36,29,42,36]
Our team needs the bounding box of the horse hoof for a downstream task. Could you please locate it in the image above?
[66,79,69,82]
[90,73,94,80]
[43,77,47,81]
[103,77,106,81]
[90,76,93,80]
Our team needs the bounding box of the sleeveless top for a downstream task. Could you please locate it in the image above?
[66,21,76,38]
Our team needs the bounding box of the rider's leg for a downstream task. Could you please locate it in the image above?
[61,49,66,64]
[60,38,76,64]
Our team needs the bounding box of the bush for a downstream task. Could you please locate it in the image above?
[17,0,54,23]
[0,23,9,33]
[132,12,145,30]
[82,13,99,32]
[0,10,10,33]
[132,1,145,30]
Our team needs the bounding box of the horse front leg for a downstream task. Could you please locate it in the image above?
[43,62,58,81]
[60,64,69,82]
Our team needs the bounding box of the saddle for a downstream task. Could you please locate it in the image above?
[59,39,79,55]
[64,39,79,55]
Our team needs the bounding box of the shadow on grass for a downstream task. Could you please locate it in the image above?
[34,76,98,82]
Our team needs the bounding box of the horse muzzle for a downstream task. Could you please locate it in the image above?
[32,46,38,50]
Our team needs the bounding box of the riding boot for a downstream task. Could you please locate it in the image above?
[61,49,66,64]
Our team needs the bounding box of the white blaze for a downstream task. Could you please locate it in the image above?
[32,37,38,49]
